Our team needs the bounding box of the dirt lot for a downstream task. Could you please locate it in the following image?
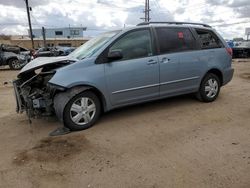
[0,60,250,188]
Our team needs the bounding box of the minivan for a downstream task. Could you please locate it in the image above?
[13,22,234,131]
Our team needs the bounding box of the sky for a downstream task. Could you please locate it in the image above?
[0,0,250,39]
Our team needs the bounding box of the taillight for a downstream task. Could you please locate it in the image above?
[226,48,233,57]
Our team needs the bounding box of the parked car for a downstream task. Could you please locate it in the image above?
[232,41,250,58]
[226,40,234,48]
[57,46,76,56]
[32,47,57,59]
[0,44,31,69]
[13,22,234,131]
[32,46,76,59]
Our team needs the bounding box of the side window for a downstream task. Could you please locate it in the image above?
[195,29,223,49]
[155,27,197,54]
[109,29,153,61]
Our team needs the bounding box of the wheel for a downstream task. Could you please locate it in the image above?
[196,73,221,102]
[8,58,22,70]
[63,91,101,131]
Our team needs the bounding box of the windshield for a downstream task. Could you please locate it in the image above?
[69,31,120,60]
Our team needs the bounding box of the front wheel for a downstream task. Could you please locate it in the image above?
[63,91,101,131]
[196,73,221,102]
[8,58,23,70]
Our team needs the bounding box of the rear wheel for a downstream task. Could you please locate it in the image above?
[196,73,221,102]
[8,58,22,70]
[63,91,101,131]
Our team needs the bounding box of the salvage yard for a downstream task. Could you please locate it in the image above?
[0,59,250,188]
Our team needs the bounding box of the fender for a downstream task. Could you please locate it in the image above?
[53,86,92,122]
[200,68,223,86]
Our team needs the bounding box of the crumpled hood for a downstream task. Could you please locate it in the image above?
[18,56,76,77]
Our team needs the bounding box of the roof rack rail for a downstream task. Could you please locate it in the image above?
[137,21,212,28]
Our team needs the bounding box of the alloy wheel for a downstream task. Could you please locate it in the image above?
[11,59,21,69]
[205,78,218,98]
[70,97,96,125]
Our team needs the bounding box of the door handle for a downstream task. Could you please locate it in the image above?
[147,59,157,65]
[161,57,170,63]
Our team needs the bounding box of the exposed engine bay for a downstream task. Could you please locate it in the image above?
[13,59,74,120]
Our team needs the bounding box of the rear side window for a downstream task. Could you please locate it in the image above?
[155,27,197,54]
[195,29,223,49]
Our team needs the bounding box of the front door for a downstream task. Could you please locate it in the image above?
[104,29,159,106]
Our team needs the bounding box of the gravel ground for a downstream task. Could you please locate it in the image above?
[0,59,250,188]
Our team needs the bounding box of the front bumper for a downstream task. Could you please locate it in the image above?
[13,80,24,113]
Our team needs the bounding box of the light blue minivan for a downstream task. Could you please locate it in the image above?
[14,22,234,130]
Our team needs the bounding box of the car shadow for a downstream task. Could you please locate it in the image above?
[0,67,14,71]
[98,94,197,125]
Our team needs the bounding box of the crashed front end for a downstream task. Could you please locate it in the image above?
[13,57,74,119]
[13,72,56,118]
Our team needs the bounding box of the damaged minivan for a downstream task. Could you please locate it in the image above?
[13,22,234,131]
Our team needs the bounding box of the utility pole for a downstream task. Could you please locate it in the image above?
[141,0,150,22]
[42,27,46,48]
[146,0,150,22]
[25,0,34,49]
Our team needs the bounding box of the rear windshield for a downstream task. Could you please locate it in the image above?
[195,29,223,49]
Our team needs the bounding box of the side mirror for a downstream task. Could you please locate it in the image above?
[107,50,123,61]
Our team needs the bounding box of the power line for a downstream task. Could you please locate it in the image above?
[30,12,41,27]
[150,0,162,21]
[212,21,250,27]
[97,1,141,11]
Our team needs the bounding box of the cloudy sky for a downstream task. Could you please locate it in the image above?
[0,0,250,39]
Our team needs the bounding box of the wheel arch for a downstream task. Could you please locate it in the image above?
[78,85,107,113]
[53,85,107,122]
[7,56,18,63]
[7,57,20,69]
[204,68,223,86]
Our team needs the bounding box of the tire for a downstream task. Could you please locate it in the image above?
[196,73,221,102]
[8,58,22,70]
[63,91,101,131]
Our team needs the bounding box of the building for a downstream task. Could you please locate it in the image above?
[0,35,90,49]
[31,27,87,39]
[0,27,91,49]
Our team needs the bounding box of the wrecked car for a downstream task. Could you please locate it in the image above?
[232,41,250,58]
[13,22,234,131]
[32,46,76,59]
[0,44,31,69]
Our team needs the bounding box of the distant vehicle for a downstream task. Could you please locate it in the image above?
[58,46,76,56]
[0,44,31,70]
[32,46,76,59]
[226,40,234,48]
[14,22,234,131]
[232,41,250,58]
[32,47,54,58]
